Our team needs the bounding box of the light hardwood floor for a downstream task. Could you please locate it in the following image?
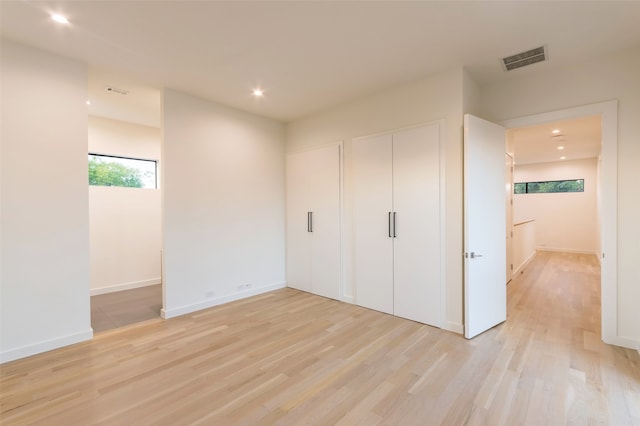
[1,251,638,424]
[91,284,162,333]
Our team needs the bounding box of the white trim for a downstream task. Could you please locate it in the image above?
[285,140,343,155]
[501,100,618,347]
[90,278,161,296]
[535,247,598,256]
[445,321,464,334]
[437,119,447,330]
[337,140,349,302]
[351,119,446,144]
[513,251,537,277]
[341,295,355,304]
[161,281,286,319]
[0,329,93,364]
[607,335,640,351]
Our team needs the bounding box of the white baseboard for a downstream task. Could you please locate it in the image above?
[445,321,464,334]
[536,247,597,256]
[0,329,93,364]
[341,295,355,304]
[602,334,639,351]
[90,278,161,296]
[161,281,286,319]
[513,251,537,277]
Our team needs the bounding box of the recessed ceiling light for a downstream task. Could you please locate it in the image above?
[252,89,264,97]
[51,14,69,24]
[560,156,566,160]
[552,129,561,134]
[557,146,564,150]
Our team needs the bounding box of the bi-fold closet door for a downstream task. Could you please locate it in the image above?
[352,124,441,326]
[286,145,340,300]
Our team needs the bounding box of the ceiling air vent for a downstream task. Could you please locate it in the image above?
[502,46,547,71]
[104,86,129,95]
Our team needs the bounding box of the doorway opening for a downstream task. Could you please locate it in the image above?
[87,69,164,333]
[501,100,618,346]
[506,115,602,284]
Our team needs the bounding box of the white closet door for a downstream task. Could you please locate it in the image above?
[309,145,341,300]
[285,151,312,292]
[352,134,394,314]
[392,124,441,326]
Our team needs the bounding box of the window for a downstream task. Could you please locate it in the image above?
[514,179,584,194]
[88,154,157,189]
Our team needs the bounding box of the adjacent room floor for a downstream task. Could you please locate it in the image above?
[91,284,162,333]
[2,252,638,424]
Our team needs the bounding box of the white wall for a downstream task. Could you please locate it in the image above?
[481,46,640,348]
[88,116,161,295]
[1,39,91,362]
[463,68,482,117]
[514,158,598,254]
[162,89,286,318]
[287,68,465,333]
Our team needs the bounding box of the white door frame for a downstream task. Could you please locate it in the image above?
[505,153,514,284]
[500,100,621,347]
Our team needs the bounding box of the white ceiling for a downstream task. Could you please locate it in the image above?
[88,67,160,128]
[2,1,640,126]
[508,115,601,165]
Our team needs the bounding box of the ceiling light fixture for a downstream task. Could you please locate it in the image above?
[86,100,91,105]
[560,156,566,160]
[557,146,564,150]
[552,129,561,134]
[51,13,69,24]
[252,89,264,97]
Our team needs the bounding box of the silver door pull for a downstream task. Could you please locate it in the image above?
[470,252,483,259]
[393,212,397,238]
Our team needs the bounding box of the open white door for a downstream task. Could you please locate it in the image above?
[464,114,507,339]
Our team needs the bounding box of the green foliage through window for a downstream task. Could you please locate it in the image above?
[89,154,156,189]
[514,179,584,194]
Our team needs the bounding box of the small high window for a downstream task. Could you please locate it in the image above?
[514,179,584,194]
[88,154,157,189]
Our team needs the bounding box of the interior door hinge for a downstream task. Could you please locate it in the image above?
[510,264,513,270]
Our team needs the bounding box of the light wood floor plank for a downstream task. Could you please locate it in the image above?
[1,251,639,424]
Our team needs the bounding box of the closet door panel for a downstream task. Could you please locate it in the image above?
[285,151,312,292]
[392,124,441,326]
[352,134,394,314]
[309,145,341,300]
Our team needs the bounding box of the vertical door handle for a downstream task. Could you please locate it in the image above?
[309,211,313,232]
[388,212,392,238]
[307,212,311,232]
[393,212,397,238]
